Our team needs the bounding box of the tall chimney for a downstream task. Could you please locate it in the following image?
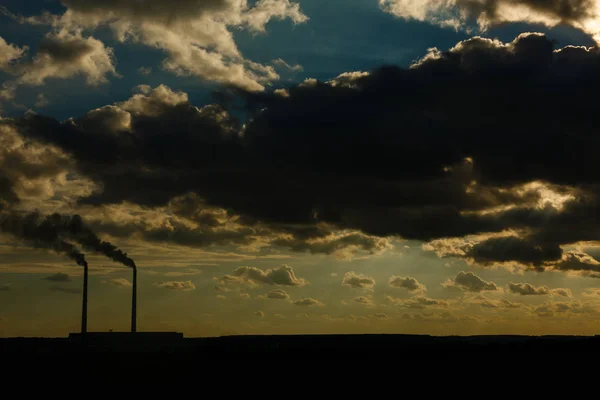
[131,267,137,333]
[81,264,88,335]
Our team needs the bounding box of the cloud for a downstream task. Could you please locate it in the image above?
[353,295,376,306]
[138,66,152,76]
[551,251,600,277]
[293,297,325,307]
[0,36,26,69]
[473,297,523,309]
[1,31,117,97]
[386,296,449,309]
[154,280,196,291]
[164,268,202,277]
[379,0,600,43]
[7,33,600,274]
[43,272,71,282]
[35,93,49,108]
[14,0,308,92]
[255,310,265,317]
[342,271,376,290]
[532,300,596,317]
[105,278,132,287]
[551,288,572,298]
[222,265,307,286]
[272,58,303,71]
[443,271,498,292]
[372,313,389,320]
[388,276,426,292]
[266,289,290,299]
[49,285,81,294]
[583,288,600,297]
[467,237,562,270]
[507,282,550,296]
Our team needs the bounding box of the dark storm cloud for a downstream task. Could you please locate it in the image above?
[8,33,600,270]
[467,237,563,269]
[456,0,596,23]
[381,0,600,41]
[37,35,96,62]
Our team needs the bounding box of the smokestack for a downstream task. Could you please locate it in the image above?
[131,267,137,333]
[81,264,88,335]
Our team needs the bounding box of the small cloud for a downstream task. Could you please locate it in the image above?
[373,313,389,320]
[583,288,600,298]
[240,293,250,299]
[272,58,303,72]
[330,273,338,277]
[255,310,265,317]
[266,289,289,300]
[216,294,227,300]
[442,271,498,292]
[164,268,202,277]
[551,288,572,297]
[388,276,426,293]
[294,298,325,307]
[342,271,375,290]
[104,278,132,287]
[154,281,196,291]
[135,84,152,94]
[49,286,81,295]
[507,282,549,296]
[220,265,308,287]
[386,296,449,309]
[353,295,375,306]
[274,88,290,98]
[297,313,309,319]
[44,273,71,282]
[138,66,152,75]
[214,285,230,292]
[274,314,286,319]
[35,93,48,108]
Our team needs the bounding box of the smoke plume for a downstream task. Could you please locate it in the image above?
[0,211,88,267]
[0,211,135,269]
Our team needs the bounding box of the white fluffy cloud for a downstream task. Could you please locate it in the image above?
[25,0,308,91]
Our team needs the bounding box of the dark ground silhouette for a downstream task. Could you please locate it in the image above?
[2,334,600,362]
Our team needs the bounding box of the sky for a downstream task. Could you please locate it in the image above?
[1,1,600,338]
